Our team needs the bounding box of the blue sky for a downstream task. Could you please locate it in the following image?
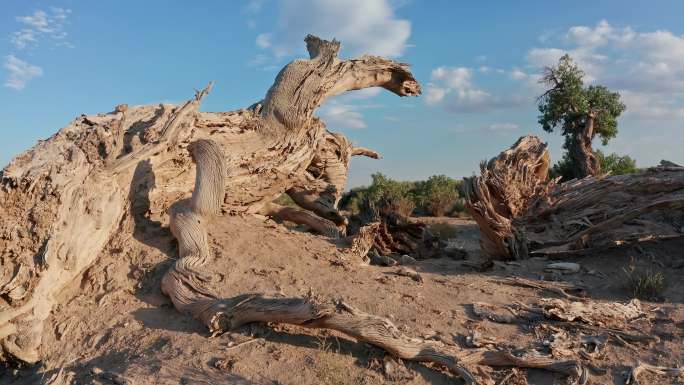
[2,1,683,187]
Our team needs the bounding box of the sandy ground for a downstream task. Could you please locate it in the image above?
[1,215,683,385]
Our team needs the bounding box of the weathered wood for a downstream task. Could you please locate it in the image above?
[0,35,420,362]
[347,197,450,260]
[465,135,684,260]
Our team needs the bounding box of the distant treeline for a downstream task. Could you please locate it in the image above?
[339,173,468,218]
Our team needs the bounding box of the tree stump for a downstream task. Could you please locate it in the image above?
[465,135,684,260]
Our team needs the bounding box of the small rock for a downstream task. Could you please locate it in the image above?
[399,255,417,265]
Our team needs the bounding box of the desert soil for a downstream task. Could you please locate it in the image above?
[2,215,683,385]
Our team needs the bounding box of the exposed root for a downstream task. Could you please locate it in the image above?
[259,202,341,238]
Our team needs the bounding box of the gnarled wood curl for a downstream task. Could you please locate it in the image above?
[0,35,419,362]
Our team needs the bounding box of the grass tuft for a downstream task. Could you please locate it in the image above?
[622,262,666,300]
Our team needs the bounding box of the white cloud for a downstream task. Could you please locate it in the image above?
[509,68,528,80]
[317,89,386,129]
[244,0,266,14]
[4,55,43,90]
[565,20,615,47]
[11,8,72,49]
[425,65,526,112]
[526,20,684,119]
[11,29,39,49]
[318,103,367,130]
[424,66,478,107]
[620,90,684,119]
[486,122,519,132]
[432,66,472,89]
[345,87,383,100]
[425,85,446,105]
[527,47,607,83]
[254,0,411,58]
[256,33,272,49]
[17,10,50,31]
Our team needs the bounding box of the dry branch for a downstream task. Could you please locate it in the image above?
[625,361,684,385]
[346,197,453,261]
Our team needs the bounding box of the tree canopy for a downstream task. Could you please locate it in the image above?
[538,54,626,178]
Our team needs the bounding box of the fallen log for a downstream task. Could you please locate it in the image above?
[0,35,420,363]
[465,135,684,260]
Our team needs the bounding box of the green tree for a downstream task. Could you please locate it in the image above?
[538,54,626,178]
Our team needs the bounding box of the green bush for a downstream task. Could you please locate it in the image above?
[366,173,416,203]
[413,175,461,216]
[550,150,638,181]
[338,186,369,215]
[597,150,638,176]
[623,263,666,300]
[366,173,417,216]
[340,173,466,217]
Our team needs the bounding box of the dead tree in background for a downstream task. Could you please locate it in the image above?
[465,135,684,260]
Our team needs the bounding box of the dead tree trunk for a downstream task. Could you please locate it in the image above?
[0,35,420,363]
[465,135,684,260]
[570,113,600,178]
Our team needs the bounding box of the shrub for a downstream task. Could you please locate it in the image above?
[340,173,468,217]
[623,262,666,300]
[388,196,416,217]
[550,150,638,181]
[366,173,415,204]
[451,197,469,217]
[597,150,638,176]
[413,175,461,216]
[338,187,368,215]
